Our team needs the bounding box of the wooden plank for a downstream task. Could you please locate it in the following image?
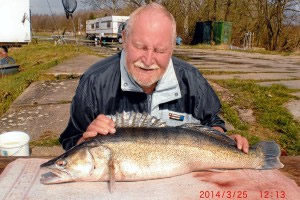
[0,156,53,174]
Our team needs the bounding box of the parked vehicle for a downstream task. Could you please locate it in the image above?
[117,22,127,44]
[85,16,129,42]
[0,0,30,75]
[0,0,31,51]
[86,19,97,40]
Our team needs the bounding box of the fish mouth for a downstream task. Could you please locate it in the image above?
[40,168,73,184]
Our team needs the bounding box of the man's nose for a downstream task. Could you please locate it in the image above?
[143,49,154,66]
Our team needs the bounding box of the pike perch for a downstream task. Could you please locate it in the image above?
[40,112,283,191]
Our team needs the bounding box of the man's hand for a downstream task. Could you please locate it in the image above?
[229,134,249,154]
[77,114,116,145]
[212,127,249,154]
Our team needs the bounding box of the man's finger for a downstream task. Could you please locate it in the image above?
[229,134,249,154]
[232,134,242,149]
[77,131,97,145]
[93,119,114,130]
[89,122,115,134]
[96,114,115,126]
[93,115,115,133]
[82,131,98,139]
[242,138,249,154]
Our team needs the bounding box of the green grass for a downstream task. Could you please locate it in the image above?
[30,137,60,147]
[0,42,97,117]
[236,48,297,56]
[199,70,296,76]
[30,131,61,147]
[177,44,300,56]
[177,44,234,51]
[221,101,260,145]
[200,70,254,75]
[216,79,300,155]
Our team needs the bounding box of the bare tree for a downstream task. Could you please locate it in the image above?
[81,0,124,14]
[224,0,232,21]
[32,0,300,50]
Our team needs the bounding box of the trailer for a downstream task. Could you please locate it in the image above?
[0,0,30,75]
[0,0,31,51]
[86,16,129,42]
[86,19,98,40]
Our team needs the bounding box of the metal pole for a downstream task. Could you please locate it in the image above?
[71,16,79,51]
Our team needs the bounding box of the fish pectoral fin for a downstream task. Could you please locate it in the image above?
[108,158,115,193]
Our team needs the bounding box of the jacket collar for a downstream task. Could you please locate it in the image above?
[120,50,181,110]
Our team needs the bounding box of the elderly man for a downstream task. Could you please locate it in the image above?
[59,3,249,153]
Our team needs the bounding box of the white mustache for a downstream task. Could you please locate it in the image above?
[134,61,159,70]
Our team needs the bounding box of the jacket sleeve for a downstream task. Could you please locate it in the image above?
[59,78,97,150]
[195,80,227,132]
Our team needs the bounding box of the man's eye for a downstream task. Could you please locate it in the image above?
[155,49,166,54]
[136,45,146,50]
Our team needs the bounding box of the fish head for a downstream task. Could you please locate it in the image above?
[40,145,95,184]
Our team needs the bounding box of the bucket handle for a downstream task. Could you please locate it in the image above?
[0,143,28,156]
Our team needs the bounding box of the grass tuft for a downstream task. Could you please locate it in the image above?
[0,42,96,117]
[216,79,300,155]
[30,137,60,147]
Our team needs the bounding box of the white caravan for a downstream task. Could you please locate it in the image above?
[0,0,31,50]
[86,16,129,42]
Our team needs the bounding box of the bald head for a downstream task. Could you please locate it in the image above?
[125,3,177,46]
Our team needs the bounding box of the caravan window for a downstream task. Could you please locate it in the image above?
[96,22,99,28]
[101,21,112,29]
[91,24,94,29]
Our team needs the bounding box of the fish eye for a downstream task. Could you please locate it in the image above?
[56,159,67,167]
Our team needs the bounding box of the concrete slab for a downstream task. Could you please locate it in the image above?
[258,80,300,90]
[44,54,102,77]
[31,146,64,156]
[175,49,300,74]
[11,80,79,107]
[200,64,297,73]
[292,92,300,98]
[206,72,300,80]
[285,100,300,122]
[174,48,300,66]
[0,104,70,141]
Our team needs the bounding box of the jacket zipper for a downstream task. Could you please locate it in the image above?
[146,94,152,113]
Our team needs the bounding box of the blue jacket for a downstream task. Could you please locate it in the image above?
[60,51,225,150]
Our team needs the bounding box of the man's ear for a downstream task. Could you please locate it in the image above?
[122,30,126,49]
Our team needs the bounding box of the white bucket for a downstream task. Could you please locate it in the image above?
[0,131,30,156]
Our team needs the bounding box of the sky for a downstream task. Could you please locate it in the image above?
[30,0,89,15]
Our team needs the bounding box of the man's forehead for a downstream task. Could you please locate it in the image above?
[132,37,172,49]
[130,20,172,43]
[132,8,172,28]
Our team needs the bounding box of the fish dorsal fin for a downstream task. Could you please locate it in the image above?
[179,123,236,146]
[108,111,167,128]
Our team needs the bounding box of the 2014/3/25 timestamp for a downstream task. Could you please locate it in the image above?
[259,191,285,199]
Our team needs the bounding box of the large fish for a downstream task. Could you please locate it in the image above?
[40,112,283,191]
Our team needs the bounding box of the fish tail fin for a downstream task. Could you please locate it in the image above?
[252,141,284,169]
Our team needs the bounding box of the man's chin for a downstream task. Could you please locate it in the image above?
[137,80,156,88]
[133,77,157,88]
